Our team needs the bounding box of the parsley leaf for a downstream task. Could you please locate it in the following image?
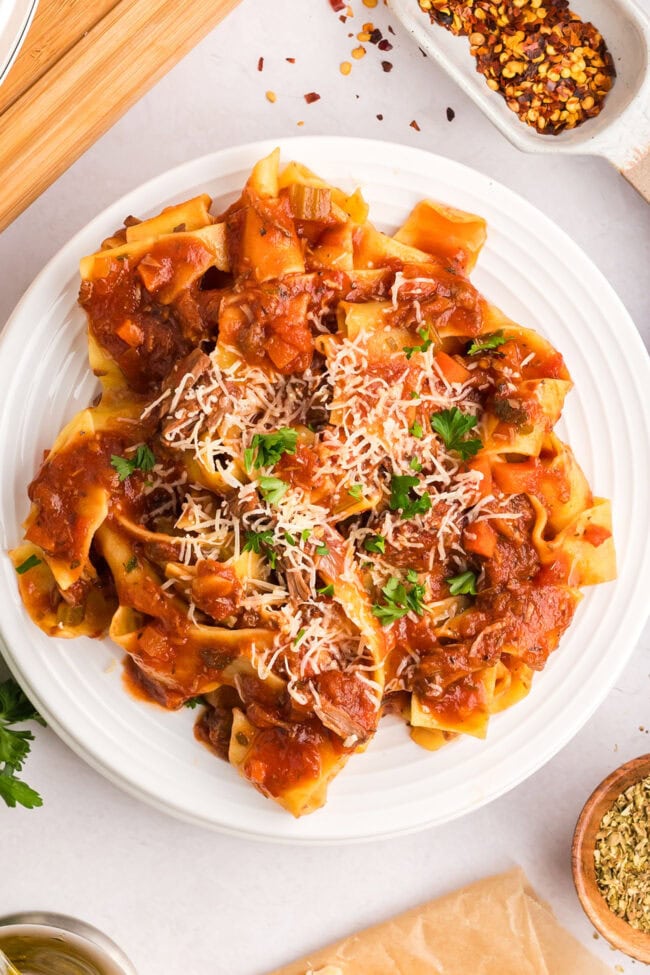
[409,456,422,472]
[245,428,298,471]
[110,444,156,482]
[348,484,364,499]
[403,327,433,360]
[409,391,420,400]
[447,570,477,596]
[15,554,42,575]
[389,474,432,520]
[300,529,312,543]
[294,628,306,645]
[315,544,330,556]
[363,534,386,554]
[372,575,426,627]
[466,331,507,356]
[243,529,275,555]
[409,420,423,439]
[317,583,335,597]
[259,476,289,504]
[184,696,205,709]
[284,531,296,546]
[0,678,43,810]
[430,407,483,461]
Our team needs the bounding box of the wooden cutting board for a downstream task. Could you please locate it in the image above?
[0,0,241,232]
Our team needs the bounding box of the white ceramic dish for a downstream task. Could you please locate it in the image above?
[0,0,38,88]
[0,137,649,843]
[389,0,650,199]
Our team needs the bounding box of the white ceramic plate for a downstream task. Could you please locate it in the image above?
[0,0,38,88]
[1,138,648,843]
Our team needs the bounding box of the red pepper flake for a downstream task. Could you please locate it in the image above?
[381,60,393,72]
[388,24,395,34]
[304,92,321,104]
[419,47,427,57]
[376,113,384,120]
[339,14,347,23]
[369,28,383,44]
[286,57,296,64]
[378,39,393,51]
[410,119,421,131]
[446,107,456,121]
[329,0,345,10]
[257,57,264,72]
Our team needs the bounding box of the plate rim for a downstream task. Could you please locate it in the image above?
[1,136,649,844]
[0,0,39,87]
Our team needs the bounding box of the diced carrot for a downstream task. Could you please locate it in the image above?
[467,454,492,499]
[463,520,497,558]
[116,318,144,348]
[492,458,540,496]
[583,524,612,547]
[434,351,471,385]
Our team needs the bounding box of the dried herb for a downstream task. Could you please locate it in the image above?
[594,774,650,932]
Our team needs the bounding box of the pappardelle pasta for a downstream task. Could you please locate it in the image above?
[11,151,616,816]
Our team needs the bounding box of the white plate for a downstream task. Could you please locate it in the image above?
[0,138,648,843]
[0,0,38,88]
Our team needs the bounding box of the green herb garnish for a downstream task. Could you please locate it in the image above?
[259,476,289,504]
[15,554,42,575]
[184,696,205,709]
[244,428,298,471]
[466,331,507,356]
[409,457,422,472]
[124,556,138,573]
[0,679,44,810]
[315,544,330,557]
[404,327,433,360]
[447,570,477,596]
[372,575,426,627]
[363,535,386,555]
[110,444,156,482]
[409,420,423,439]
[317,584,335,597]
[348,484,364,499]
[430,407,482,461]
[389,474,431,520]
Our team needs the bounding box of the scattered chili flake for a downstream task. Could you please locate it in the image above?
[381,60,393,72]
[265,90,277,103]
[339,14,347,22]
[340,60,352,75]
[446,106,456,121]
[376,113,384,120]
[257,56,264,72]
[369,28,383,44]
[329,0,345,10]
[304,91,321,104]
[363,0,378,6]
[378,38,393,51]
[352,45,366,59]
[388,24,396,34]
[410,119,421,131]
[297,120,305,126]
[417,0,615,135]
[286,57,296,63]
[358,31,372,41]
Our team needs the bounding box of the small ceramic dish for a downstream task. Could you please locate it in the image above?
[572,754,650,963]
[389,0,650,201]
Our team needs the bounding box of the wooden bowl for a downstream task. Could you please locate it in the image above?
[572,754,650,962]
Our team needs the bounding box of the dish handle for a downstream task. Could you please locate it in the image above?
[620,146,650,204]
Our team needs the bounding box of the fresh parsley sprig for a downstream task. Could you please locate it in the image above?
[403,328,433,360]
[243,529,277,568]
[258,476,289,505]
[110,444,156,482]
[372,575,426,627]
[244,428,298,472]
[0,678,44,810]
[430,408,483,461]
[466,332,507,356]
[363,534,386,555]
[447,570,478,596]
[389,474,432,520]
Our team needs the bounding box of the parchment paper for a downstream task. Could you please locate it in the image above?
[267,869,613,975]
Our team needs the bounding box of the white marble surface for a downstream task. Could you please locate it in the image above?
[0,1,649,972]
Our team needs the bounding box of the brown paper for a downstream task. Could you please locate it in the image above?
[267,869,613,975]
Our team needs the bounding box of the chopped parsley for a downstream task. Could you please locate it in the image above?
[284,531,296,546]
[363,534,386,555]
[409,456,422,472]
[258,476,289,504]
[430,407,483,461]
[315,543,330,557]
[403,327,433,360]
[0,678,44,810]
[409,420,423,439]
[447,570,477,596]
[124,556,138,573]
[466,331,507,356]
[300,529,312,542]
[110,444,156,482]
[317,583,335,597]
[15,554,42,575]
[294,628,306,645]
[409,391,420,400]
[348,484,364,499]
[184,696,205,709]
[244,427,298,471]
[372,575,426,627]
[389,474,432,520]
[243,529,278,567]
